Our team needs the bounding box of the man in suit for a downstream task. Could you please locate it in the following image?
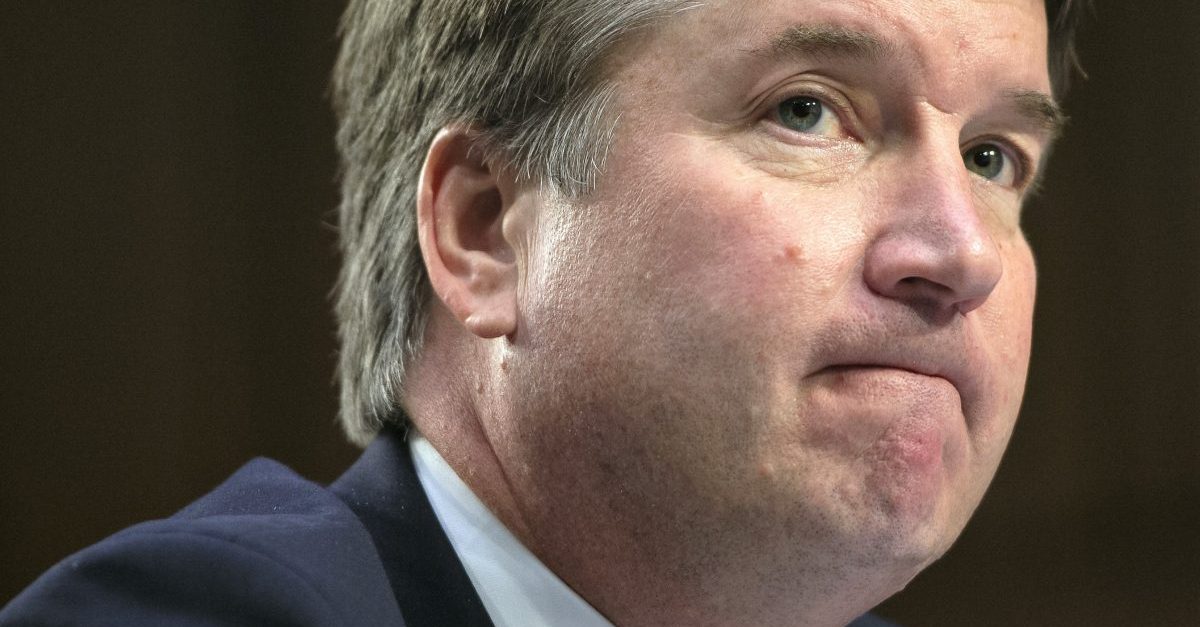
[2,0,1085,625]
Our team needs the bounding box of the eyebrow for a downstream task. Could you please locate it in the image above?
[751,24,891,62]
[1004,88,1068,138]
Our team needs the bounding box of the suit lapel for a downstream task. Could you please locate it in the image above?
[330,426,493,627]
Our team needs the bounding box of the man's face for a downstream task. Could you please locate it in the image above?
[498,0,1051,618]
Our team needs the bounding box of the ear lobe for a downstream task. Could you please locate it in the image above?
[417,128,519,339]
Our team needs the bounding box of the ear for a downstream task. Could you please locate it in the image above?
[417,128,519,339]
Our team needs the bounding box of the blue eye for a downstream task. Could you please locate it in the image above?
[963,143,1017,186]
[777,96,827,133]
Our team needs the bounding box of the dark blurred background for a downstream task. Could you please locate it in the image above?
[1,3,1196,625]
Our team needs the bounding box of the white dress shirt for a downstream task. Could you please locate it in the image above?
[409,432,614,627]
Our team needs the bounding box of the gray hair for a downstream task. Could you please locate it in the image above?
[331,0,1089,446]
[331,0,693,445]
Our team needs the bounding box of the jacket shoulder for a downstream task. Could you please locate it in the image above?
[1,458,404,626]
[849,613,902,627]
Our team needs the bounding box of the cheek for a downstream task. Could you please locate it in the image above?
[994,242,1036,373]
[639,190,783,309]
[598,142,864,332]
[969,240,1036,447]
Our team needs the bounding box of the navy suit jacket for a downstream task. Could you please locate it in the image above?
[2,427,896,626]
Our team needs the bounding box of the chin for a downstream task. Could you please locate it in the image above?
[850,419,979,567]
[834,469,967,583]
[830,512,955,603]
[886,511,958,569]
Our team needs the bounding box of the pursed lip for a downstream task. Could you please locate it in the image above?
[820,360,951,384]
[810,339,984,420]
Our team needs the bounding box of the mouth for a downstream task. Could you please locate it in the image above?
[820,357,960,393]
[810,354,977,431]
[802,315,995,431]
[814,363,960,399]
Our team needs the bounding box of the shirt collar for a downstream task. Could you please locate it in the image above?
[409,432,613,627]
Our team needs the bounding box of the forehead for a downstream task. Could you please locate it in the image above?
[619,0,1051,106]
[651,0,1049,55]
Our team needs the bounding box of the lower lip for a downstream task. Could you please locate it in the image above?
[810,364,960,471]
[817,365,957,400]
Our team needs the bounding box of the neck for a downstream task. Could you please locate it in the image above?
[403,307,535,548]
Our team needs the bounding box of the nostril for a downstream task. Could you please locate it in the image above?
[864,227,1002,317]
[898,276,951,298]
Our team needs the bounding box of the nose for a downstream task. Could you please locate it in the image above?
[863,144,1003,317]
